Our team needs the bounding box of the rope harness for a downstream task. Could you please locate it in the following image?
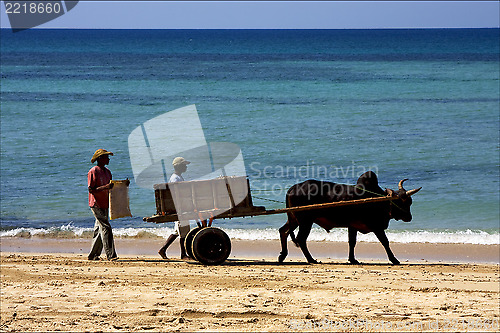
[252,184,410,215]
[352,185,410,215]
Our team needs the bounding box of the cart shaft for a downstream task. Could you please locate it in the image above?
[144,195,395,223]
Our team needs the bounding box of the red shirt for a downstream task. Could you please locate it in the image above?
[88,166,112,208]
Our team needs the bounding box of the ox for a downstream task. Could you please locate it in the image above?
[278,171,421,265]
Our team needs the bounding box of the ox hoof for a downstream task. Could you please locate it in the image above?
[278,253,287,263]
[348,259,361,265]
[307,259,319,264]
[389,257,401,265]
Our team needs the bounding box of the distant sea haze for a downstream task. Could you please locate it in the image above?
[0,29,498,244]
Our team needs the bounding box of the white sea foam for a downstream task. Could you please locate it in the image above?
[225,228,499,245]
[1,225,498,245]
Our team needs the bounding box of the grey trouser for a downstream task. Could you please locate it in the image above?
[88,207,117,260]
[174,219,190,238]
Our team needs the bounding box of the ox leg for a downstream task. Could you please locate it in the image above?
[348,227,360,264]
[374,230,400,265]
[278,221,293,263]
[296,223,318,264]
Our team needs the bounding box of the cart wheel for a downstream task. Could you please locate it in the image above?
[192,227,231,265]
[184,226,202,259]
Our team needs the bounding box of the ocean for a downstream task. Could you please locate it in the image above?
[1,29,499,245]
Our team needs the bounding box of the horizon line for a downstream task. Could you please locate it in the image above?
[2,27,499,31]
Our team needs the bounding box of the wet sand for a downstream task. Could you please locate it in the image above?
[1,239,499,331]
[1,237,499,264]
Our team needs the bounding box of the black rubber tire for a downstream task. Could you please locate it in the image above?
[191,227,231,265]
[184,226,202,259]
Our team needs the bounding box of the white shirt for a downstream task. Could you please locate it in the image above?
[169,172,189,234]
[169,173,184,183]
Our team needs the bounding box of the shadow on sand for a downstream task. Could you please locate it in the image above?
[114,257,463,268]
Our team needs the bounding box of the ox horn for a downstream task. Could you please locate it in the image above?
[407,187,422,196]
[399,178,422,196]
[398,179,409,192]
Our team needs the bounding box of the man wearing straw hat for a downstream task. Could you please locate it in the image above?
[158,157,191,260]
[87,149,118,261]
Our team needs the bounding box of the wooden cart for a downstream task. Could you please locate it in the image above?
[144,176,396,265]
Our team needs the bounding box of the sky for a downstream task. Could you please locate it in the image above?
[1,1,499,30]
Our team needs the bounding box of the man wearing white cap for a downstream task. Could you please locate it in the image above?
[158,157,191,259]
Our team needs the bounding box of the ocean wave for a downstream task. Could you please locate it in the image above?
[227,228,500,245]
[1,224,498,245]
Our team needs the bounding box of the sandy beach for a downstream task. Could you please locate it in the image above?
[1,239,499,332]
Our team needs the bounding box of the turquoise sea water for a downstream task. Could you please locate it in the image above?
[1,29,499,244]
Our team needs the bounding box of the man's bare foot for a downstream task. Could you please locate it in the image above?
[158,250,167,260]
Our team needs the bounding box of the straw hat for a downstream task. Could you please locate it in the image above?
[91,149,113,163]
[172,157,190,166]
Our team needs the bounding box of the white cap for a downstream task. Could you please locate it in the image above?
[172,157,190,166]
